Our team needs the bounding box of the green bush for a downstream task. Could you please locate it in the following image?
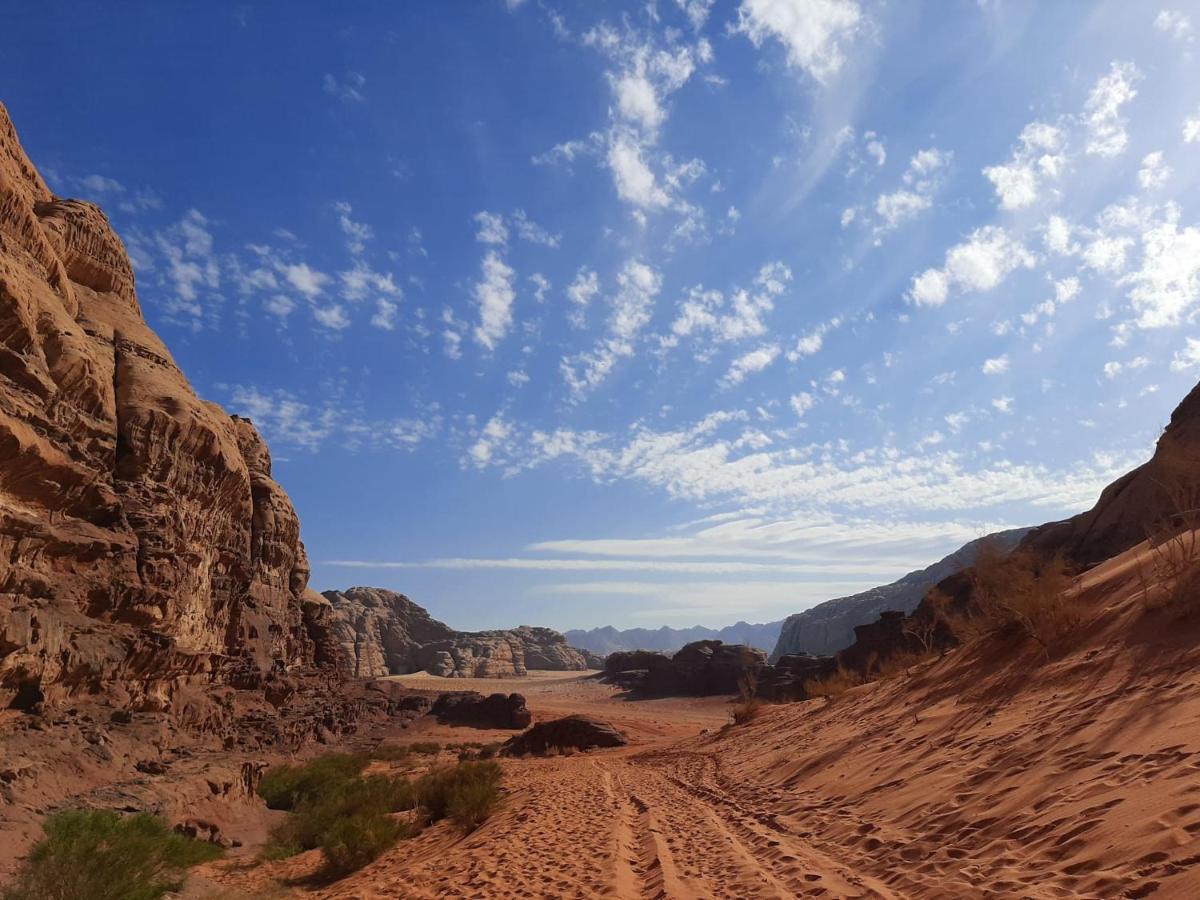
[3,809,222,900]
[263,773,414,859]
[416,761,502,829]
[319,814,418,879]
[257,753,368,811]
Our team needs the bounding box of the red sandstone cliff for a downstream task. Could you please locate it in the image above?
[0,102,319,713]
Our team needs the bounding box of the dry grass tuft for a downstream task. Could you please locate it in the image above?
[730,673,764,725]
[1139,478,1200,613]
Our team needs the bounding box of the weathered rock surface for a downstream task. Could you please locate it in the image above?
[643,640,767,696]
[770,528,1030,662]
[0,101,318,713]
[0,104,431,874]
[323,586,598,678]
[757,653,838,702]
[502,715,627,755]
[1022,379,1200,568]
[603,649,668,675]
[430,691,531,729]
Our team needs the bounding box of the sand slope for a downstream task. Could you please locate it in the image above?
[197,540,1200,898]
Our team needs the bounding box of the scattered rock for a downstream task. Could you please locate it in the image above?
[502,715,627,755]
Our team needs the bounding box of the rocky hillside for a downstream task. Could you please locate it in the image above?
[565,620,783,656]
[0,102,333,714]
[324,586,601,677]
[769,527,1030,661]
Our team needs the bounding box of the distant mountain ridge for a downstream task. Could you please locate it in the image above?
[565,620,784,656]
[769,527,1032,661]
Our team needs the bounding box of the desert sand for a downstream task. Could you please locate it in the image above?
[189,537,1200,899]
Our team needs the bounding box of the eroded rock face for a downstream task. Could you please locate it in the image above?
[323,586,596,678]
[502,715,627,755]
[1022,379,1200,567]
[0,102,316,712]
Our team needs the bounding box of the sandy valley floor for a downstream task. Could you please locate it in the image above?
[192,544,1200,899]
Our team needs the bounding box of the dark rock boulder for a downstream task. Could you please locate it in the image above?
[644,640,767,696]
[502,715,627,755]
[757,653,838,702]
[430,691,531,729]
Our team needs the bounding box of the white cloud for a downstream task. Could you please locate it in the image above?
[907,226,1035,307]
[874,147,950,231]
[468,414,513,467]
[1083,61,1140,158]
[1154,10,1194,42]
[676,0,715,31]
[607,134,671,209]
[512,209,561,247]
[529,272,551,302]
[1044,215,1077,255]
[566,268,601,324]
[787,316,841,361]
[1104,356,1149,379]
[790,392,816,417]
[983,121,1065,211]
[334,201,373,254]
[371,297,398,330]
[992,396,1014,414]
[473,251,517,349]
[1170,337,1200,371]
[313,304,351,330]
[1124,219,1200,328]
[1137,151,1171,190]
[284,262,330,298]
[562,260,662,397]
[734,0,864,83]
[723,343,780,386]
[474,211,509,245]
[1184,110,1200,143]
[323,71,366,103]
[982,354,1009,375]
[664,262,792,353]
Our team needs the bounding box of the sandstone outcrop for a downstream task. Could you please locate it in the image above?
[1022,380,1200,567]
[430,691,531,729]
[323,586,598,678]
[502,715,627,755]
[0,102,319,715]
[0,104,435,873]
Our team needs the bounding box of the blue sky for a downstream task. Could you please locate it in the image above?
[5,0,1200,631]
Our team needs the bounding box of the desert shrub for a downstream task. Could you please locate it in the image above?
[966,543,1078,651]
[407,742,441,755]
[318,813,418,879]
[477,743,501,760]
[1139,478,1200,611]
[3,809,222,900]
[416,760,502,830]
[730,673,763,725]
[264,773,415,858]
[259,753,418,877]
[804,666,864,702]
[257,753,367,811]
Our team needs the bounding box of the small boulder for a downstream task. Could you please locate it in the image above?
[502,715,627,756]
